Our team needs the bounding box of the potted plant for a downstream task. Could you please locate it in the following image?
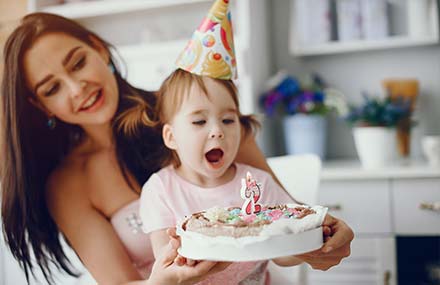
[260,71,344,159]
[345,93,413,168]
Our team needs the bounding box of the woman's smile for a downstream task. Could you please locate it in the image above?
[77,89,105,113]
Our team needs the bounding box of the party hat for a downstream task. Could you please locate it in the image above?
[175,0,237,80]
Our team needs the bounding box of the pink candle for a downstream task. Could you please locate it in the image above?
[240,172,263,215]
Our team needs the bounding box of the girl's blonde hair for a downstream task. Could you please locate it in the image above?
[156,68,260,167]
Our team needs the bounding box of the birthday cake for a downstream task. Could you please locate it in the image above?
[177,170,328,262]
[177,204,327,261]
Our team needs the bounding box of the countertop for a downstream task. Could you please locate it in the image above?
[321,159,440,181]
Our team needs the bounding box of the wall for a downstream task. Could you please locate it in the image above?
[268,0,440,159]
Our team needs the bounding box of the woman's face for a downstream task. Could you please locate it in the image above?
[23,32,119,128]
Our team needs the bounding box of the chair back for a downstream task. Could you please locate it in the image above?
[267,154,321,205]
[267,154,322,285]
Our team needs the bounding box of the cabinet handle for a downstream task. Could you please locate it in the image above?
[383,270,391,285]
[419,202,440,212]
[323,204,342,211]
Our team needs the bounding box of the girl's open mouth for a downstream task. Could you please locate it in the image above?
[205,148,224,169]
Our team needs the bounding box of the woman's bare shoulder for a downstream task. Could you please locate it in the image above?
[45,148,115,205]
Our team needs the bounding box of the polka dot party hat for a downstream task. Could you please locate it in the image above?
[175,0,237,80]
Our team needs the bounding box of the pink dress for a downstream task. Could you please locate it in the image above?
[140,163,295,285]
[110,199,154,279]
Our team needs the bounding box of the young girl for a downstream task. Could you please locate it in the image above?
[139,1,353,283]
[140,68,305,284]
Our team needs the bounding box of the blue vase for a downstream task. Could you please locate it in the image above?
[282,114,327,159]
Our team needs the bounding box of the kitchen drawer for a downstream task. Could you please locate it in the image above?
[307,237,396,285]
[392,178,440,235]
[319,180,392,234]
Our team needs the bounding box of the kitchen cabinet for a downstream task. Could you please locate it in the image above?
[302,160,440,285]
[392,178,440,235]
[318,179,392,234]
[289,0,440,56]
[308,237,396,285]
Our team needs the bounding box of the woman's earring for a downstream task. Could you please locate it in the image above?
[47,116,56,130]
[108,63,115,74]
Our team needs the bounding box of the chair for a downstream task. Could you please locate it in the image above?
[267,154,322,205]
[266,154,322,285]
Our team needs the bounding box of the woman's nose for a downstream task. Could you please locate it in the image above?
[66,79,86,98]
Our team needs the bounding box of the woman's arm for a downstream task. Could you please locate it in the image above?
[236,135,354,270]
[236,134,283,187]
[149,230,231,285]
[47,177,148,285]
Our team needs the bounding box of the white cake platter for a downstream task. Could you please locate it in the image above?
[176,226,323,262]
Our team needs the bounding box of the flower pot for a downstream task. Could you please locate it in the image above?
[283,114,327,159]
[353,127,397,168]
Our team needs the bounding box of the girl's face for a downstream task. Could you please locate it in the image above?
[23,32,119,128]
[163,78,241,186]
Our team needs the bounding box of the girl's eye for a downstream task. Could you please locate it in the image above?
[44,82,60,97]
[192,120,206,125]
[72,56,86,71]
[223,118,235,124]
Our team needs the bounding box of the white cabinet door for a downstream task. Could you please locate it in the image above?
[392,178,440,235]
[319,180,392,234]
[307,237,397,285]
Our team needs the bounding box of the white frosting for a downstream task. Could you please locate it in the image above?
[259,205,328,236]
[203,206,230,222]
[177,204,328,247]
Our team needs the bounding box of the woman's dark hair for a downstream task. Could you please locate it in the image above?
[0,12,165,284]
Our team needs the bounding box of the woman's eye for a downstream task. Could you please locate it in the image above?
[44,83,60,97]
[72,56,86,71]
[223,118,235,124]
[192,120,206,125]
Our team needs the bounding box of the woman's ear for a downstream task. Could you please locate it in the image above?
[88,35,110,63]
[162,124,177,150]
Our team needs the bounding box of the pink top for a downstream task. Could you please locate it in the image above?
[140,163,294,285]
[110,199,154,279]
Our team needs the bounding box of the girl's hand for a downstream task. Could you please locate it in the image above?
[295,214,354,270]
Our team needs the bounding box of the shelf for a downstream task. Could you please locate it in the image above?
[289,0,440,56]
[291,35,439,56]
[38,0,211,19]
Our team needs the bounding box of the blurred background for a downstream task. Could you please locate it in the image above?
[0,0,439,285]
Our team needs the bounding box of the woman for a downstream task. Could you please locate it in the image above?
[0,13,353,285]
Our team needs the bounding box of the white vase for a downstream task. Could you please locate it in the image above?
[353,127,398,169]
[421,135,440,167]
[283,114,327,159]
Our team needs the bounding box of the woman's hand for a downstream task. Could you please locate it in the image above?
[148,228,231,285]
[295,214,354,270]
